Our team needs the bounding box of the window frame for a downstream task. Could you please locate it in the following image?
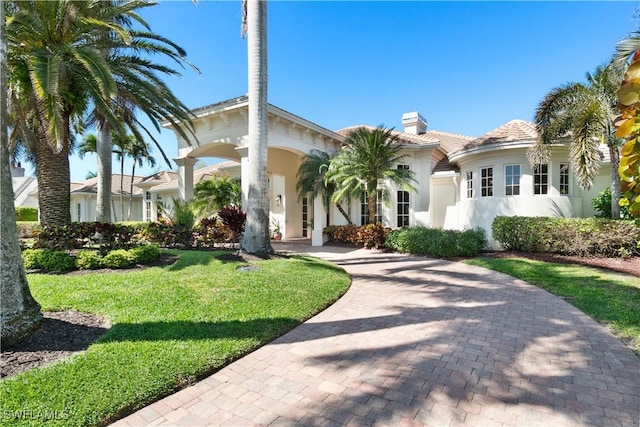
[504,164,521,196]
[466,171,474,199]
[480,167,493,197]
[533,164,549,195]
[559,163,570,195]
[397,190,410,227]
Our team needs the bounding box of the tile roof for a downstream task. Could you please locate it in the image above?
[463,119,538,149]
[335,125,441,145]
[147,161,241,192]
[70,174,145,196]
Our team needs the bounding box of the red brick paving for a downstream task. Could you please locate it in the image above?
[112,247,640,426]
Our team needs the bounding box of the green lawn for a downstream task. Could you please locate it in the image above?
[465,257,640,354]
[0,250,350,427]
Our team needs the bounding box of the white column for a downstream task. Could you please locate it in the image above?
[174,157,197,201]
[235,146,250,209]
[311,193,326,246]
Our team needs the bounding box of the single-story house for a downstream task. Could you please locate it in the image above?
[15,96,611,248]
[161,96,610,247]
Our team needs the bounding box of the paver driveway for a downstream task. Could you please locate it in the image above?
[113,246,640,426]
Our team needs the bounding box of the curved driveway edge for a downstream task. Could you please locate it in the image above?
[113,247,640,427]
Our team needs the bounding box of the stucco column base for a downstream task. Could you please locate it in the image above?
[311,193,326,246]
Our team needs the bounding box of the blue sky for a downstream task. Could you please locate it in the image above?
[53,1,640,182]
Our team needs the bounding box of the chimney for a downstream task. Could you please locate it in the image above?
[10,162,25,178]
[402,112,427,135]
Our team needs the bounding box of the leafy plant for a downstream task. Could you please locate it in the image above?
[129,244,160,265]
[592,188,632,219]
[15,207,38,221]
[101,249,135,269]
[21,249,75,272]
[75,251,103,270]
[385,227,487,257]
[218,205,246,242]
[356,223,390,249]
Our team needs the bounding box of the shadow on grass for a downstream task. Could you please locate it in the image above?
[99,318,301,344]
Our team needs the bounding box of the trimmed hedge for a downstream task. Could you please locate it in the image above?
[15,207,38,221]
[22,245,161,272]
[22,249,75,272]
[492,216,640,257]
[323,224,391,249]
[385,227,487,257]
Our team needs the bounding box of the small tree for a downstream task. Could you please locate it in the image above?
[193,175,241,219]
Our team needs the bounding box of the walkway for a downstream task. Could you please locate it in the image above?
[113,246,640,427]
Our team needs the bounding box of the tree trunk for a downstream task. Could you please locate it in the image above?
[609,143,622,219]
[0,2,42,346]
[241,0,272,255]
[128,163,135,220]
[119,155,124,222]
[35,141,71,227]
[96,124,112,223]
[336,202,352,224]
[367,191,377,224]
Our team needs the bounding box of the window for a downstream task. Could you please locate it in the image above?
[397,191,410,227]
[505,165,521,196]
[481,167,493,197]
[302,197,309,238]
[76,203,82,222]
[145,201,152,222]
[361,190,382,225]
[560,163,569,195]
[466,171,474,199]
[534,164,548,195]
[397,164,410,170]
[145,191,151,200]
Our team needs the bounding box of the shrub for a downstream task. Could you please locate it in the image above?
[15,207,38,221]
[101,249,135,269]
[218,206,246,241]
[592,188,632,219]
[492,216,639,257]
[356,223,390,249]
[193,217,233,248]
[133,221,193,248]
[129,244,160,265]
[323,225,360,244]
[22,249,75,272]
[385,227,487,257]
[32,222,135,251]
[75,250,103,270]
[16,221,41,239]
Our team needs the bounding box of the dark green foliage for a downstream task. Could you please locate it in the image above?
[492,216,639,257]
[32,222,135,251]
[101,249,135,269]
[592,188,632,219]
[133,221,193,248]
[15,207,38,221]
[385,227,487,257]
[22,249,75,272]
[129,244,160,264]
[75,251,103,270]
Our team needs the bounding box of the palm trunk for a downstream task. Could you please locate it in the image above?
[0,1,42,346]
[120,156,125,222]
[609,143,622,219]
[336,202,352,224]
[367,191,377,224]
[128,163,135,220]
[241,0,272,254]
[96,124,112,223]
[35,141,71,227]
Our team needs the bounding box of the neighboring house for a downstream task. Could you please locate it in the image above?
[162,96,612,247]
[11,163,38,209]
[18,173,145,223]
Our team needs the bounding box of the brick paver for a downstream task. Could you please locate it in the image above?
[112,246,640,426]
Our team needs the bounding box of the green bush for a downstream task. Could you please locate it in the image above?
[21,249,75,272]
[492,216,640,257]
[385,227,487,257]
[101,249,135,269]
[129,244,160,264]
[133,221,193,248]
[592,188,632,219]
[15,207,38,221]
[75,250,103,270]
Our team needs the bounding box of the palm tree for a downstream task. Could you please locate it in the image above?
[126,137,155,220]
[296,149,352,224]
[240,0,272,254]
[193,175,241,218]
[1,0,42,346]
[528,63,624,218]
[7,0,197,227]
[327,126,416,224]
[112,133,137,221]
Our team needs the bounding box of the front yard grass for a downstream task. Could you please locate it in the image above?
[0,250,350,427]
[465,257,640,354]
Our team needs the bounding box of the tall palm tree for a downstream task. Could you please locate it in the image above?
[327,126,416,224]
[528,63,624,218]
[1,0,42,346]
[112,132,136,221]
[126,137,155,220]
[241,0,272,254]
[296,149,352,224]
[6,0,130,226]
[7,0,197,227]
